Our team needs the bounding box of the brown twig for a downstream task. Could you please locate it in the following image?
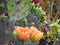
[53,10,59,22]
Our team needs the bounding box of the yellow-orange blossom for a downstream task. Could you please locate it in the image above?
[15,26,30,41]
[14,26,43,42]
[30,26,43,41]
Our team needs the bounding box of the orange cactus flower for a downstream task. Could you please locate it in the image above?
[30,26,43,41]
[30,26,39,35]
[34,31,43,41]
[15,26,30,41]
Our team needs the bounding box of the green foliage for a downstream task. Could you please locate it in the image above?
[46,30,58,43]
[32,3,46,21]
[13,30,17,41]
[22,18,27,26]
[7,0,31,22]
[0,2,5,8]
[0,2,5,11]
[44,23,60,43]
[7,0,16,16]
[43,23,60,43]
[49,23,59,33]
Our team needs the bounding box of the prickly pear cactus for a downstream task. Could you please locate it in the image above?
[7,0,31,22]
